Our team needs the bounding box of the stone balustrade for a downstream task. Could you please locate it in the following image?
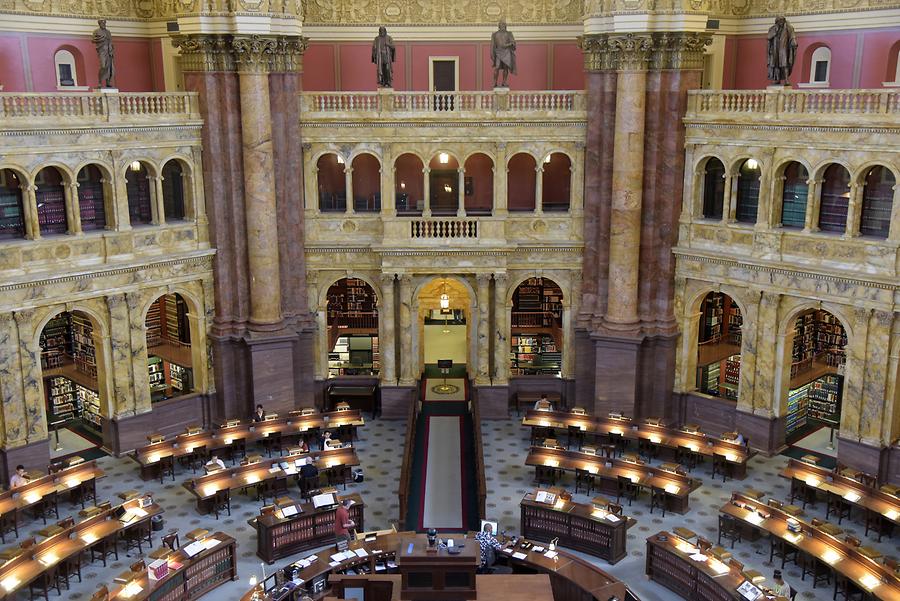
[0,91,201,123]
[687,88,900,124]
[409,219,478,239]
[300,89,586,120]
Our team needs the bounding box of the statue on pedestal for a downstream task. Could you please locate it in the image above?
[491,20,516,88]
[92,19,115,88]
[767,16,797,85]
[372,26,395,88]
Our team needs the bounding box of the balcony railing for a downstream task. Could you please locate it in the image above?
[410,219,478,239]
[0,92,201,123]
[300,90,586,120]
[687,89,900,122]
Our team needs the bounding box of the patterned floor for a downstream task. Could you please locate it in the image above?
[23,416,894,601]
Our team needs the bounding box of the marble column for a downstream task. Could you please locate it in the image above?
[457,168,466,217]
[803,179,822,232]
[125,292,152,416]
[398,275,415,385]
[605,66,648,327]
[494,144,507,216]
[859,310,893,444]
[422,168,431,217]
[345,166,355,214]
[185,312,208,393]
[0,313,27,446]
[234,38,283,329]
[21,184,39,240]
[65,182,83,235]
[534,166,544,214]
[13,309,47,442]
[315,308,328,381]
[105,294,134,418]
[492,273,509,385]
[379,273,397,384]
[843,183,863,238]
[475,273,491,385]
[152,175,166,225]
[382,146,395,217]
[725,174,738,223]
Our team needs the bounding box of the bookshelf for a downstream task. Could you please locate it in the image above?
[510,334,560,376]
[77,385,102,430]
[40,314,71,370]
[148,356,167,392]
[77,166,106,230]
[511,277,563,328]
[71,314,97,378]
[698,362,720,396]
[146,300,163,347]
[722,354,740,401]
[818,190,849,233]
[808,374,843,426]
[256,495,364,563]
[327,278,378,329]
[47,376,76,421]
[520,495,628,564]
[125,168,153,224]
[34,176,68,235]
[0,170,25,239]
[791,310,847,375]
[328,335,379,377]
[786,382,811,435]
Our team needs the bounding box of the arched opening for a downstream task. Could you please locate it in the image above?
[77,164,108,231]
[35,166,68,235]
[542,153,571,212]
[395,153,424,215]
[780,161,809,228]
[701,158,726,219]
[887,40,900,84]
[317,153,346,212]
[125,161,154,225]
[784,309,847,445]
[0,169,27,240]
[818,163,851,233]
[417,277,471,376]
[40,310,104,445]
[327,278,379,377]
[161,160,186,221]
[510,277,563,377]
[351,154,381,212]
[859,165,895,239]
[808,46,831,85]
[463,153,493,216]
[428,153,460,215]
[54,48,78,87]
[694,292,742,400]
[735,158,761,224]
[145,293,195,402]
[508,153,537,212]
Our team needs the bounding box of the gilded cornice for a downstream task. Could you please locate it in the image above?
[172,34,308,73]
[584,0,900,17]
[301,0,584,26]
[580,32,711,72]
[0,0,301,20]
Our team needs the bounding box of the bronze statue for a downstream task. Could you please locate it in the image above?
[372,26,395,88]
[92,19,115,88]
[491,20,516,88]
[767,16,797,85]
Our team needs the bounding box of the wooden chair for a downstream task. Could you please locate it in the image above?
[769,537,799,569]
[213,488,231,520]
[70,478,97,509]
[158,455,176,483]
[649,487,667,517]
[162,529,180,551]
[599,444,616,460]
[121,519,153,557]
[327,466,352,491]
[638,438,659,463]
[225,438,247,465]
[262,431,283,458]
[825,491,852,524]
[33,491,59,524]
[717,514,742,548]
[677,446,700,471]
[58,549,83,590]
[833,573,865,601]
[616,475,639,506]
[711,455,732,483]
[574,469,595,495]
[566,426,585,450]
[28,565,60,601]
[607,503,623,516]
[530,427,553,447]
[535,465,560,487]
[89,534,119,566]
[91,585,109,601]
[800,552,832,588]
[864,507,891,542]
[789,477,816,509]
[0,509,18,544]
[858,473,877,488]
[299,473,320,502]
[606,431,626,456]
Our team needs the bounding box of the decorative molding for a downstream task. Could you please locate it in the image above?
[302,0,585,26]
[172,33,307,73]
[580,31,711,72]
[584,0,900,18]
[299,121,587,128]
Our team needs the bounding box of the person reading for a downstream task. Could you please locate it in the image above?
[534,393,552,411]
[772,570,792,597]
[334,498,356,543]
[9,465,29,489]
[299,457,318,479]
[253,404,266,422]
[205,454,225,473]
[475,522,503,569]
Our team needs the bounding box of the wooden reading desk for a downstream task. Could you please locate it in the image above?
[326,385,377,415]
[183,447,360,512]
[514,392,563,415]
[104,531,237,601]
[525,446,700,513]
[0,460,105,531]
[721,493,900,600]
[520,490,635,564]
[131,410,364,480]
[780,459,900,532]
[0,495,162,600]
[523,409,753,479]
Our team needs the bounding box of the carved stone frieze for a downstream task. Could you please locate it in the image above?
[302,0,584,25]
[580,31,712,72]
[173,34,308,73]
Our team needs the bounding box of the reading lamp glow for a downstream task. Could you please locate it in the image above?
[129,160,142,172]
[439,152,449,164]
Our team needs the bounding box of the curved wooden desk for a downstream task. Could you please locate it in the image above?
[238,530,638,601]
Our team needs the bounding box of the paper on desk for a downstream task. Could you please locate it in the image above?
[512,552,528,560]
[501,547,514,554]
[329,561,341,567]
[532,546,545,553]
[182,541,205,557]
[543,551,558,559]
[689,553,708,561]
[354,548,369,557]
[604,514,620,522]
[330,552,347,562]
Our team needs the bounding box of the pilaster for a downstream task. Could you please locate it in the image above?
[379,273,397,384]
[475,273,491,385]
[492,273,509,385]
[398,275,415,386]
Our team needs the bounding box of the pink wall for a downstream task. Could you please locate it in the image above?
[1,32,161,92]
[726,28,899,89]
[303,40,583,91]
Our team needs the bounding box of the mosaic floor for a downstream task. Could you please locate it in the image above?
[24,416,895,601]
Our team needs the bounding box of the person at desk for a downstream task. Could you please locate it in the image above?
[299,457,318,479]
[772,570,792,598]
[9,465,29,489]
[253,404,266,422]
[205,454,226,473]
[321,431,333,450]
[475,522,503,569]
[296,438,310,454]
[334,498,356,544]
[732,431,746,446]
[534,394,552,411]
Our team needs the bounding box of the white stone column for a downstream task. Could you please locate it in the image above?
[457,168,466,217]
[422,168,431,217]
[803,178,822,233]
[379,273,397,384]
[21,184,40,240]
[475,273,491,385]
[756,169,773,229]
[383,146,395,217]
[398,275,415,385]
[493,273,509,385]
[315,307,329,380]
[345,166,354,215]
[535,166,544,214]
[723,173,737,223]
[152,175,166,225]
[771,176,786,227]
[843,182,863,238]
[65,182,83,234]
[494,144,507,217]
[888,184,900,242]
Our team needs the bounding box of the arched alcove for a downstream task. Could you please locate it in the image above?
[77,164,108,231]
[395,153,424,215]
[510,277,563,377]
[161,160,186,221]
[859,165,895,239]
[0,169,27,240]
[508,153,537,212]
[35,166,68,235]
[463,153,493,216]
[145,293,195,402]
[818,163,851,233]
[542,153,571,212]
[701,158,726,219]
[428,153,460,215]
[695,291,743,400]
[317,153,347,212]
[780,161,809,228]
[125,161,154,225]
[327,278,379,377]
[351,153,381,212]
[735,159,761,224]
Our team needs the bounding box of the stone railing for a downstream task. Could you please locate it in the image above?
[410,219,478,239]
[300,89,586,120]
[0,92,201,124]
[687,89,900,124]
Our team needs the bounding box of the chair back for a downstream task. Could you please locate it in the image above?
[130,559,146,573]
[57,516,75,529]
[844,535,861,547]
[91,585,109,601]
[607,503,623,516]
[162,530,180,551]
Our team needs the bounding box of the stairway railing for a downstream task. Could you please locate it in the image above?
[470,379,487,520]
[397,374,422,525]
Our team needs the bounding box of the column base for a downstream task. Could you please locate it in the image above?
[593,334,643,416]
[473,385,509,419]
[105,392,212,455]
[837,436,892,482]
[673,391,784,456]
[0,438,50,485]
[380,384,418,419]
[244,327,304,415]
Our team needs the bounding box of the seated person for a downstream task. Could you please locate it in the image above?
[253,404,266,422]
[299,457,318,479]
[9,465,29,489]
[296,438,310,454]
[732,431,746,445]
[534,394,552,411]
[772,570,792,598]
[475,522,503,570]
[205,454,226,473]
[320,431,333,450]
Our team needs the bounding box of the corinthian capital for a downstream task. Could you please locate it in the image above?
[171,34,235,73]
[608,33,654,71]
[580,31,711,72]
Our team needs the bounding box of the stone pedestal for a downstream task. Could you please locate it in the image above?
[473,385,509,419]
[245,330,301,414]
[592,335,642,416]
[381,385,417,419]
